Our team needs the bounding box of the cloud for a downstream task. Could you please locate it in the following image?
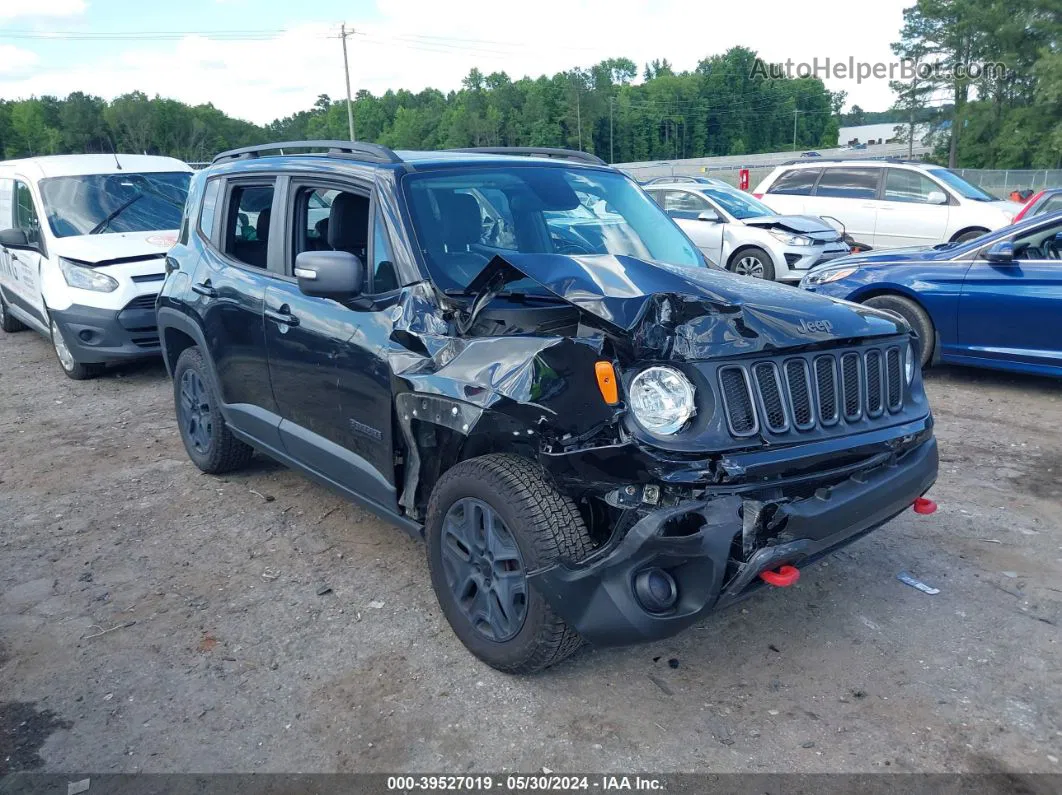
[0,0,910,124]
[0,0,86,20]
[0,45,41,75]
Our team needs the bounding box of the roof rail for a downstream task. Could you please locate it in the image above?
[779,156,926,166]
[211,140,402,165]
[447,147,607,166]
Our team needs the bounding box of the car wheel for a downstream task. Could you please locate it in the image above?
[953,229,988,244]
[0,292,26,333]
[728,247,776,280]
[426,454,594,674]
[50,318,103,380]
[863,295,935,368]
[173,346,254,474]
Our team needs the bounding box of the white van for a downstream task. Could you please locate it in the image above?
[0,155,192,378]
[752,160,1023,251]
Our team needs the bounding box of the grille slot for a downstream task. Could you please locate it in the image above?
[814,356,839,426]
[886,347,903,410]
[865,350,884,417]
[840,352,862,421]
[784,359,815,430]
[124,294,159,311]
[719,366,758,437]
[752,362,788,433]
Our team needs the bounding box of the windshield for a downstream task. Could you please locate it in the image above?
[925,168,997,202]
[701,187,777,220]
[39,171,191,238]
[403,165,702,292]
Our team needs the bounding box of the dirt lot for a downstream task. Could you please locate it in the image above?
[1,326,1059,775]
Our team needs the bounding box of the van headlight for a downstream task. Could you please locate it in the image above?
[629,367,696,434]
[59,258,119,293]
[905,341,916,384]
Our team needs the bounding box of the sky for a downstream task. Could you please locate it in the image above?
[0,0,915,125]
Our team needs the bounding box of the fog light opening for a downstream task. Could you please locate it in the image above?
[634,568,679,614]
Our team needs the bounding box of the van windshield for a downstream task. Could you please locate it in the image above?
[39,172,191,238]
[403,165,702,292]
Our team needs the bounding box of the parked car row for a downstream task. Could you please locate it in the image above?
[1,144,940,674]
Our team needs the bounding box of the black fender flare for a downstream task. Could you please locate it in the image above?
[156,306,214,379]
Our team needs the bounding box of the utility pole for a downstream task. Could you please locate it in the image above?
[609,97,614,163]
[340,23,355,141]
[792,109,803,151]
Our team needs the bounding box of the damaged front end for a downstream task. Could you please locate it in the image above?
[388,252,938,645]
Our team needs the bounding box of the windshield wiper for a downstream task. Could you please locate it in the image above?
[89,193,144,235]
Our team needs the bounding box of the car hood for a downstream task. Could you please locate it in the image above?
[465,253,905,361]
[741,214,839,236]
[49,229,178,266]
[828,243,961,267]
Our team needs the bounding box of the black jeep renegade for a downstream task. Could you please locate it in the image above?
[158,142,938,673]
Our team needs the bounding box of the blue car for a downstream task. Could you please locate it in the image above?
[800,211,1062,378]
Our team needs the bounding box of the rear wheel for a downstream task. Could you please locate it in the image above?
[863,294,935,368]
[173,346,254,473]
[728,247,776,281]
[426,454,594,674]
[0,292,26,333]
[953,228,989,245]
[50,318,103,380]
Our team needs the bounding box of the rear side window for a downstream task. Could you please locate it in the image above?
[0,179,12,229]
[223,183,275,269]
[662,190,710,214]
[768,169,820,195]
[814,168,881,200]
[198,179,221,239]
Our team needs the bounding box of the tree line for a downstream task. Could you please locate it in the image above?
[0,47,841,164]
[891,0,1061,168]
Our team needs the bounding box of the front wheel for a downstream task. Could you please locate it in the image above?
[728,247,776,281]
[426,454,594,674]
[863,294,935,368]
[50,319,103,380]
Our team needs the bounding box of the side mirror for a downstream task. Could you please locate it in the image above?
[985,241,1014,264]
[697,209,722,223]
[927,191,948,205]
[0,228,31,249]
[294,250,363,299]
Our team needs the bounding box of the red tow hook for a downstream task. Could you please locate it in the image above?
[913,497,937,515]
[759,565,800,587]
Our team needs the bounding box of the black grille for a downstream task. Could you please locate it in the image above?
[124,294,158,311]
[815,356,838,425]
[784,359,814,429]
[865,350,884,417]
[719,366,757,436]
[886,348,903,409]
[841,353,862,420]
[719,345,905,439]
[752,362,788,432]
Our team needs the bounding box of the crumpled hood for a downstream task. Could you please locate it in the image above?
[466,253,906,360]
[742,214,839,236]
[49,229,178,265]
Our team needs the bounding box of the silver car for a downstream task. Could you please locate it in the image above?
[646,182,850,282]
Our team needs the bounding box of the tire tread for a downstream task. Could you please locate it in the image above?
[174,346,254,474]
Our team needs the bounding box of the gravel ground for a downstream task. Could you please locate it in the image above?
[0,326,1059,775]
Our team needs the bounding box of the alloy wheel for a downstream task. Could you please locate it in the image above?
[179,369,213,454]
[733,255,766,278]
[440,497,528,642]
[51,320,76,371]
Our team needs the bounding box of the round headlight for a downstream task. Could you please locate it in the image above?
[629,367,696,434]
[905,341,916,384]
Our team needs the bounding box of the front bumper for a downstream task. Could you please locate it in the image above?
[51,299,161,364]
[777,245,851,282]
[530,435,938,646]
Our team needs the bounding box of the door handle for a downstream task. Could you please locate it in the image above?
[265,306,300,327]
[192,280,217,298]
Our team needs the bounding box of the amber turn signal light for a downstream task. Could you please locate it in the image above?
[595,361,619,405]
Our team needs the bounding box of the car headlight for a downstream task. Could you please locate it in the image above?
[801,266,858,286]
[769,229,814,246]
[905,341,916,384]
[59,258,119,292]
[629,366,696,435]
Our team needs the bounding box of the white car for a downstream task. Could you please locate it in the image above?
[0,154,192,379]
[645,182,849,282]
[752,159,1023,250]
